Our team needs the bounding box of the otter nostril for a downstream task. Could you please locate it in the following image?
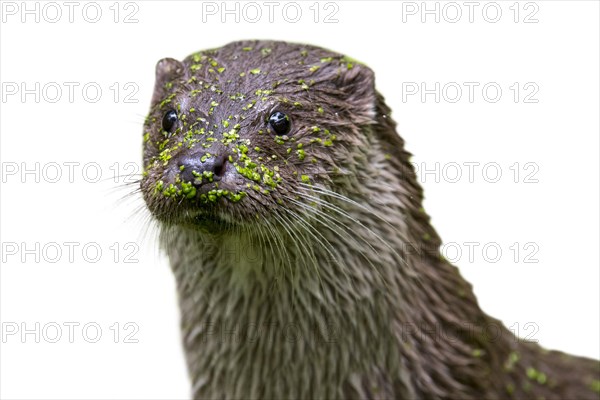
[178,153,228,186]
[212,154,228,178]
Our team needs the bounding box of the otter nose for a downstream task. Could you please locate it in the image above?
[178,153,228,186]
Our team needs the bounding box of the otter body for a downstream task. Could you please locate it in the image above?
[141,40,599,399]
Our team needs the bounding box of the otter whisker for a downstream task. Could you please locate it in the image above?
[261,214,293,284]
[281,194,386,292]
[273,209,322,289]
[263,213,294,280]
[278,209,323,286]
[299,183,408,239]
[290,188,414,276]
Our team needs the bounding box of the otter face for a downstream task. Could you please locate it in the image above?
[141,40,377,228]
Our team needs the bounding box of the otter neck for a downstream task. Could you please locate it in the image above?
[163,220,405,398]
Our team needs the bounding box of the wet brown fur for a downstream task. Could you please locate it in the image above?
[140,40,600,399]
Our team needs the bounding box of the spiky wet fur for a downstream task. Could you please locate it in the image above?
[142,41,600,399]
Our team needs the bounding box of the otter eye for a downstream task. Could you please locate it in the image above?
[268,111,291,135]
[162,109,178,133]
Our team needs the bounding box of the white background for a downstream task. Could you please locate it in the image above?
[0,1,598,399]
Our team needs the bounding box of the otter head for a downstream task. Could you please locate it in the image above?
[140,40,382,231]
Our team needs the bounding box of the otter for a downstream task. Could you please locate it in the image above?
[140,40,599,399]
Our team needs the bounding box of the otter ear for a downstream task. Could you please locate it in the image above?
[151,58,184,105]
[334,61,377,123]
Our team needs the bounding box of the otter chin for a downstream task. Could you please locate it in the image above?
[140,40,600,400]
